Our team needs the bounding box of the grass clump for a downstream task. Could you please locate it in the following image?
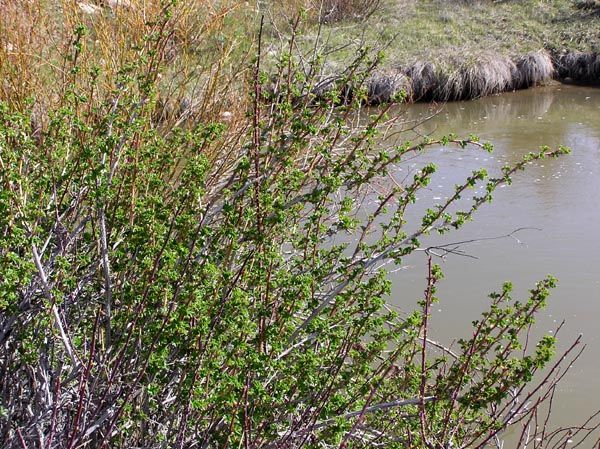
[514,50,554,89]
[437,52,517,100]
[367,69,412,103]
[403,60,438,100]
[403,52,517,101]
[555,51,600,84]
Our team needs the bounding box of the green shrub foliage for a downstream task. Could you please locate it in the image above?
[0,11,580,449]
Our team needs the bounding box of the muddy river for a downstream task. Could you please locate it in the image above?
[386,84,600,431]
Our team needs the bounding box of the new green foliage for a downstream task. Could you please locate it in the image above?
[0,8,588,449]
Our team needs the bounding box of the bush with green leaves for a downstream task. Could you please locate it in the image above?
[0,7,593,449]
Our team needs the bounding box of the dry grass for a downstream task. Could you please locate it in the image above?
[402,53,517,102]
[314,52,525,104]
[367,70,412,103]
[555,51,600,84]
[0,0,252,131]
[316,0,381,23]
[438,53,516,100]
[0,0,62,109]
[514,50,554,89]
[403,60,437,101]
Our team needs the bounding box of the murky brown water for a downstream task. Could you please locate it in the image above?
[385,85,600,431]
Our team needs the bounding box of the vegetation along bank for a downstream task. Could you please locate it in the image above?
[268,0,600,104]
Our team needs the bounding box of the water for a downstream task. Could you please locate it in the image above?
[383,85,600,432]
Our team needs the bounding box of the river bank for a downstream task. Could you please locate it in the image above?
[273,0,600,103]
[363,49,600,103]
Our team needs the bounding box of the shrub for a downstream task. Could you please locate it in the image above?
[0,3,595,449]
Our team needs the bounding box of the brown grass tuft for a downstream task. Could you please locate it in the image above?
[403,53,516,102]
[438,53,516,100]
[555,51,600,84]
[514,50,554,89]
[367,70,412,104]
[403,61,437,101]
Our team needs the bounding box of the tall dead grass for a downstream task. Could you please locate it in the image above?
[438,53,516,100]
[0,0,62,109]
[0,0,252,133]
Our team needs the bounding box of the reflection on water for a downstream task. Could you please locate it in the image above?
[385,85,600,428]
